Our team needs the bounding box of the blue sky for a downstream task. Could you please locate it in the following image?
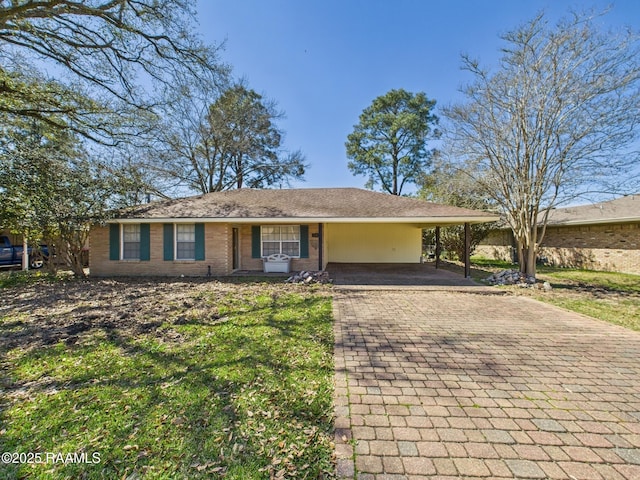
[196,1,640,192]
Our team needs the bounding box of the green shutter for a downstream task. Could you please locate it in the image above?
[195,223,205,260]
[109,224,120,260]
[251,226,261,258]
[163,224,174,261]
[140,223,150,261]
[300,225,309,258]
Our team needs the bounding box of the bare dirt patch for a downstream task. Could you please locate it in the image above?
[0,277,327,352]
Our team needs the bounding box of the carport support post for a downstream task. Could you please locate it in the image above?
[318,223,323,271]
[435,226,441,269]
[464,222,471,279]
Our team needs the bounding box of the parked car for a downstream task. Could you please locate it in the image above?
[0,236,49,269]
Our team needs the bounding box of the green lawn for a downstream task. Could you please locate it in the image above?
[536,267,640,293]
[469,256,640,331]
[0,278,335,479]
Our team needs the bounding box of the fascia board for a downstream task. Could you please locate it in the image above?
[109,215,501,225]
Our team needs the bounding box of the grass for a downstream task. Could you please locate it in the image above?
[466,256,640,331]
[530,267,640,331]
[0,269,71,288]
[0,279,335,479]
[536,267,640,293]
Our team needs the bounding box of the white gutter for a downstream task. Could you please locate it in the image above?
[109,215,500,225]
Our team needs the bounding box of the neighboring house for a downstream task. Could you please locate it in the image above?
[89,187,499,276]
[477,194,640,275]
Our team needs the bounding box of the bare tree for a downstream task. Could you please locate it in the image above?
[0,0,225,144]
[155,82,306,194]
[150,62,229,195]
[445,9,640,276]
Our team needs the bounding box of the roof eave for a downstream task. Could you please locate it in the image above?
[547,216,640,226]
[109,215,501,225]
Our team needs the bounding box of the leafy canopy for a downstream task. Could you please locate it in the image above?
[0,115,146,275]
[346,89,440,195]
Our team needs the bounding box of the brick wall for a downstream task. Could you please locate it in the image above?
[90,223,231,277]
[90,222,322,277]
[475,229,514,262]
[476,222,640,275]
[539,222,640,275]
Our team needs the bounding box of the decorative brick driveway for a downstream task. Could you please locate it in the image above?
[333,289,640,479]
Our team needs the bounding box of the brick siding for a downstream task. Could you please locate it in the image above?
[539,222,639,274]
[477,222,640,275]
[90,223,231,277]
[90,222,322,277]
[475,229,514,263]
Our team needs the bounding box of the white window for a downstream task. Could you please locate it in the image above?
[122,224,140,260]
[262,225,300,257]
[176,224,196,260]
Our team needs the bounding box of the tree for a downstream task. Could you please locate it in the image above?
[50,157,136,277]
[444,10,640,277]
[0,117,65,250]
[0,116,148,276]
[209,85,305,190]
[0,64,120,144]
[155,83,306,194]
[0,0,225,144]
[346,89,440,195]
[419,161,497,261]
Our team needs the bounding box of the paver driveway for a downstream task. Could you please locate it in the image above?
[333,289,640,479]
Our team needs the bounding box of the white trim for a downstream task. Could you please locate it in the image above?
[174,223,196,261]
[121,223,141,260]
[110,215,500,225]
[261,225,301,258]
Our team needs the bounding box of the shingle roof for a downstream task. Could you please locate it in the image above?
[116,188,499,224]
[546,194,640,226]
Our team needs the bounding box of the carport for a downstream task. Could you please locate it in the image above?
[327,262,481,287]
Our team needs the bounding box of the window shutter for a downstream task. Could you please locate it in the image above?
[251,226,261,258]
[300,225,309,258]
[109,224,120,260]
[195,223,205,260]
[163,224,174,261]
[140,223,150,261]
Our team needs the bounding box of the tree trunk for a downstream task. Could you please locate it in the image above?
[69,255,87,278]
[524,245,537,277]
[236,156,243,189]
[516,241,537,277]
